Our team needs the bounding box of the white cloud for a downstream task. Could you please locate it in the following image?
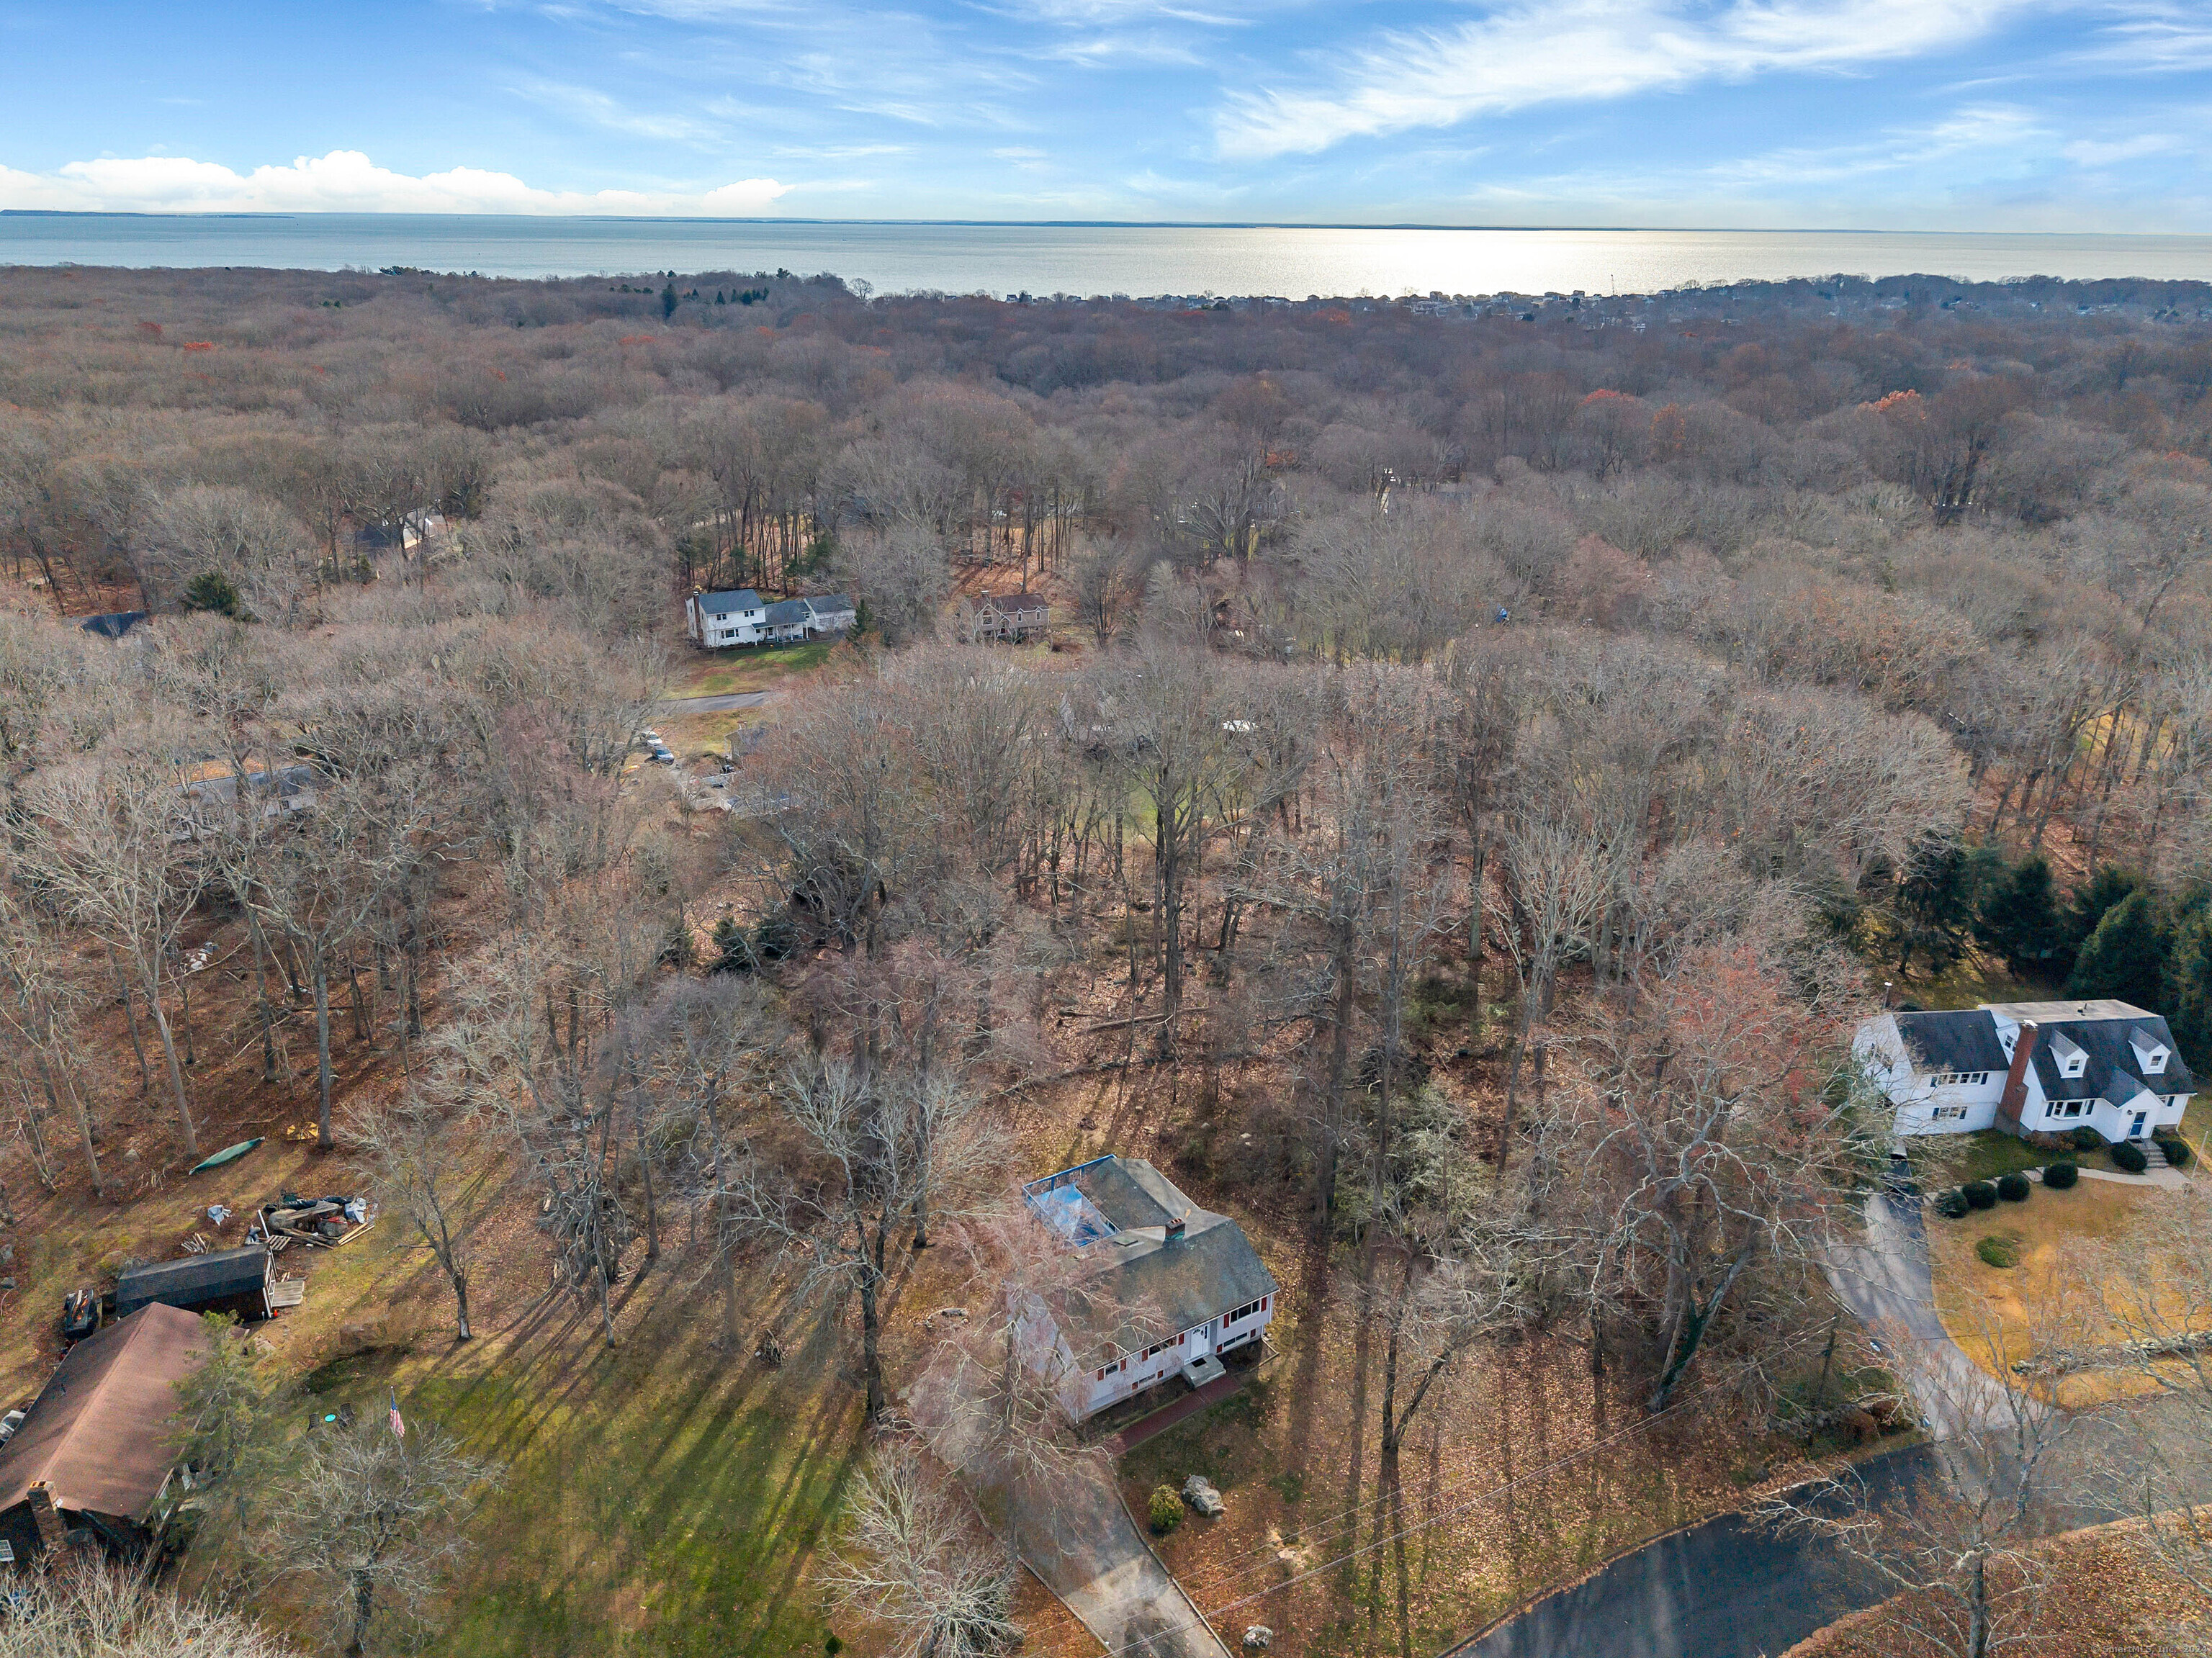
[1215,0,2036,159]
[0,150,792,215]
[509,81,724,144]
[2062,132,2183,164]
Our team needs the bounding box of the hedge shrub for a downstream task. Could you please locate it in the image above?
[1933,1189,1969,1219]
[1996,1171,2031,1202]
[2043,1161,2080,1189]
[1977,1235,2020,1269]
[2163,1137,2194,1167]
[2112,1140,2149,1173]
[1963,1180,1999,1210]
[2070,1126,2105,1152]
[1148,1486,1183,1535]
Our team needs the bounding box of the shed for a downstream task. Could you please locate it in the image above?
[114,1248,272,1322]
[0,1304,210,1566]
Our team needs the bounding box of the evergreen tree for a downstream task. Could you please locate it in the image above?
[1975,854,2066,976]
[1892,838,1993,977]
[2168,911,2212,1073]
[2062,865,2141,971]
[710,914,750,974]
[2065,889,2165,1009]
[181,569,246,618]
[661,281,678,320]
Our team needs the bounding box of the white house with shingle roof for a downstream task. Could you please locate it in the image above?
[1020,1155,1276,1422]
[1856,999,2195,1143]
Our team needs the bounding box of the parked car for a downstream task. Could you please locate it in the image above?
[652,749,677,766]
[0,1407,25,1444]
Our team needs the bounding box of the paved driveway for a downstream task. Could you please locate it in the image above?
[655,689,781,714]
[1012,1459,1233,1658]
[1823,1191,2008,1438]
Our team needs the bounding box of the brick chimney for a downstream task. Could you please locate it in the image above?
[1998,1021,2040,1130]
[1164,1213,1186,1242]
[26,1482,66,1551]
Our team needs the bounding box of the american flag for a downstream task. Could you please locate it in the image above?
[388,1389,405,1441]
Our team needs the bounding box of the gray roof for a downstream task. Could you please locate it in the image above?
[763,598,811,626]
[1892,1009,2008,1076]
[695,590,762,613]
[806,594,855,617]
[2023,1014,2197,1104]
[114,1248,269,1319]
[1033,1155,1277,1364]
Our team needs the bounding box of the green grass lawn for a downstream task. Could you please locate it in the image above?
[671,640,842,699]
[1910,1130,2049,1186]
[297,1283,863,1658]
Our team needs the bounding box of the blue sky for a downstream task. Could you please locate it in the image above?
[0,0,2207,227]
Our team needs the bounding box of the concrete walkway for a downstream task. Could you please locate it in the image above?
[1012,1458,1233,1658]
[1822,1191,2008,1438]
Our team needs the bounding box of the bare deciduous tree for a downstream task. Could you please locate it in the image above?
[264,1415,496,1658]
[819,1438,1017,1658]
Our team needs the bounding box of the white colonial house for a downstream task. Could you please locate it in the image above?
[1855,999,2196,1143]
[1019,1155,1277,1422]
[687,589,768,647]
[687,590,855,649]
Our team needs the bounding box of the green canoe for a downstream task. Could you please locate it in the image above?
[189,1137,263,1175]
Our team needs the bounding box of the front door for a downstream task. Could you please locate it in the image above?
[1187,1321,1213,1361]
[2131,1110,2149,1139]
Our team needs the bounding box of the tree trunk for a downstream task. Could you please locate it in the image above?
[346,1571,374,1658]
[313,958,335,1150]
[248,914,279,1083]
[450,1269,472,1342]
[143,969,199,1161]
[107,944,150,1097]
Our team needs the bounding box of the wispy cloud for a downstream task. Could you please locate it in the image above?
[2062,131,2184,163]
[1215,0,2037,159]
[510,80,724,143]
[0,150,793,215]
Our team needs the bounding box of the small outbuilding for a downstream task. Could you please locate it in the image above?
[0,1304,210,1567]
[114,1247,273,1323]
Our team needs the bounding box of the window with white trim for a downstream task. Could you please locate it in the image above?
[1226,1297,1269,1325]
[1930,1105,1968,1121]
[1930,1071,1991,1088]
[0,1538,13,1563]
[2044,1101,2085,1119]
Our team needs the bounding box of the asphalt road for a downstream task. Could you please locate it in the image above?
[654,689,781,714]
[1457,1449,1933,1658]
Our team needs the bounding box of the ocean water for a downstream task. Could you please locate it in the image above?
[2,214,2208,298]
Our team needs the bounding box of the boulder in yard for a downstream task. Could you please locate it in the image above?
[1182,1474,1224,1518]
[1243,1628,1272,1650]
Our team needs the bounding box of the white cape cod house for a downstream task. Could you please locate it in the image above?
[1855,999,2196,1143]
[1020,1155,1277,1422]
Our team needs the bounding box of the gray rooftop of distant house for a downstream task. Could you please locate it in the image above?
[1892,1009,2008,1076]
[763,598,811,626]
[1025,1155,1277,1364]
[695,590,762,613]
[1891,1001,2195,1104]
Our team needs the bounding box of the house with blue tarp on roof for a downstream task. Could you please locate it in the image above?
[1854,999,2195,1144]
[1020,1153,1276,1422]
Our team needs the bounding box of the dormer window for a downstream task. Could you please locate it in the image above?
[2047,1032,2087,1078]
[2131,1031,2170,1074]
